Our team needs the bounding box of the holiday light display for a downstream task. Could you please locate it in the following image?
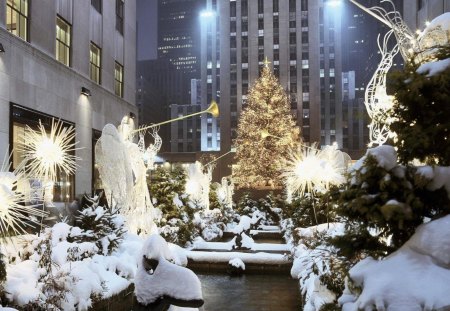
[234,59,300,188]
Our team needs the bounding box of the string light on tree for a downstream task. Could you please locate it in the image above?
[233,58,300,189]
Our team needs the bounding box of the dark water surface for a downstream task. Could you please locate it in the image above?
[198,273,302,311]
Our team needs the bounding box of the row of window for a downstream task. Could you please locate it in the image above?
[6,0,125,97]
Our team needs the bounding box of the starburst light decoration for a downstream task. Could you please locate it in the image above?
[282,143,350,200]
[0,150,47,235]
[21,119,79,182]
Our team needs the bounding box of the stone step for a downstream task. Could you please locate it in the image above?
[192,248,289,255]
[222,230,284,241]
[186,251,293,275]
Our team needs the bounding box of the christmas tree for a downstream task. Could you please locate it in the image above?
[234,60,300,188]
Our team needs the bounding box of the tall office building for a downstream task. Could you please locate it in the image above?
[136,59,188,152]
[201,0,344,177]
[0,0,137,201]
[170,79,202,152]
[158,0,206,78]
[339,0,405,157]
[404,0,450,30]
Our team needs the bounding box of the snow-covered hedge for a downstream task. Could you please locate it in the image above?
[5,223,141,310]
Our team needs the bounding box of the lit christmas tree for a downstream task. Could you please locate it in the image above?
[234,59,300,188]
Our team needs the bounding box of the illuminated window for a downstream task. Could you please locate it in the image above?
[90,42,101,84]
[115,61,124,97]
[6,0,29,41]
[56,16,71,66]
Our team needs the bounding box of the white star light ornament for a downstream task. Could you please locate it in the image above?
[21,119,80,182]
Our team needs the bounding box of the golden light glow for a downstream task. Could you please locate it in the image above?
[206,100,220,118]
[21,119,79,182]
[0,151,48,235]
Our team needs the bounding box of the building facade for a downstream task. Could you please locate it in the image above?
[0,0,137,202]
[136,58,189,152]
[201,0,344,176]
[158,0,205,78]
[404,0,450,30]
[170,79,202,152]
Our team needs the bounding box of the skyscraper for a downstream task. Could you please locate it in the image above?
[201,0,344,177]
[158,0,206,78]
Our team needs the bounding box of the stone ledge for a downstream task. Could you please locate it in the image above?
[187,260,292,275]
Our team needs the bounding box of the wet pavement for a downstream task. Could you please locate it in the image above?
[198,273,302,311]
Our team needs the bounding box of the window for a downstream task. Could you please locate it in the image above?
[116,0,124,35]
[6,0,29,41]
[115,62,124,97]
[56,16,71,66]
[90,43,101,84]
[230,1,236,17]
[91,0,102,13]
[10,104,75,202]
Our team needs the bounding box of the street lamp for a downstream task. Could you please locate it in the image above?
[326,0,343,7]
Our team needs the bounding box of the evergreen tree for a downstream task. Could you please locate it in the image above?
[389,47,450,165]
[234,61,300,188]
[74,193,126,255]
[148,166,197,246]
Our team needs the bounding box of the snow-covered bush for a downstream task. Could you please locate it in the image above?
[5,223,139,310]
[290,223,348,311]
[340,214,450,310]
[389,46,450,165]
[328,145,450,261]
[235,193,283,226]
[194,209,227,241]
[74,194,126,256]
[149,166,198,246]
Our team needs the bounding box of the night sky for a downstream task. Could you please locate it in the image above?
[137,0,158,60]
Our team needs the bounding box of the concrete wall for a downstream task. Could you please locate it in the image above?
[0,0,137,198]
[404,0,450,30]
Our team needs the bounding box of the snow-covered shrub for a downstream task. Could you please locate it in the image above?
[235,193,258,217]
[328,145,450,260]
[257,193,284,225]
[5,222,137,310]
[149,166,198,246]
[235,193,284,226]
[389,46,450,165]
[74,194,126,255]
[340,214,450,310]
[290,223,347,311]
[194,209,227,241]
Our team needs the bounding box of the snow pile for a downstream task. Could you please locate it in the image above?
[417,58,450,77]
[290,223,345,311]
[340,215,450,310]
[228,258,245,270]
[240,233,254,249]
[353,145,397,172]
[135,235,203,306]
[417,166,450,198]
[5,223,141,310]
[192,236,236,251]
